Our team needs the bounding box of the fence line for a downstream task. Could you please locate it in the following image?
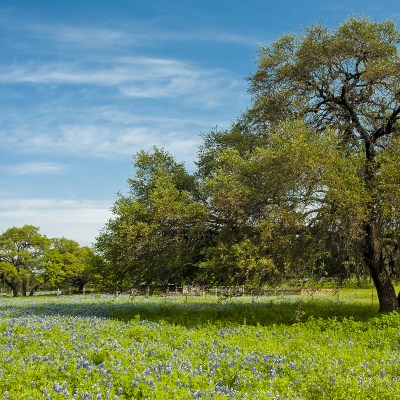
[119,285,308,298]
[0,285,341,298]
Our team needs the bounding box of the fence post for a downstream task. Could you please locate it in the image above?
[146,286,150,298]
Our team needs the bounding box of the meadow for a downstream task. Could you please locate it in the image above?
[0,289,399,399]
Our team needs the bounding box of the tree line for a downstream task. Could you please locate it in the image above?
[2,17,400,312]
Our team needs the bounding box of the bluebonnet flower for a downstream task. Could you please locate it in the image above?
[164,360,172,374]
[215,380,238,397]
[193,390,203,398]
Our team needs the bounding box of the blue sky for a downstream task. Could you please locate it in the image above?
[1,0,399,245]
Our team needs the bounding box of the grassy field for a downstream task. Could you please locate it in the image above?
[0,290,399,399]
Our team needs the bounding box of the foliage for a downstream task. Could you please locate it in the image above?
[0,225,49,296]
[53,238,98,293]
[199,120,374,282]
[249,17,400,131]
[0,225,93,296]
[95,147,210,289]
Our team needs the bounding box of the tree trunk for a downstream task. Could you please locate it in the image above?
[364,222,399,312]
[21,281,27,297]
[362,142,400,312]
[78,281,85,294]
[29,284,41,296]
[5,279,19,297]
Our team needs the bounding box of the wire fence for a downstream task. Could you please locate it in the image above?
[0,281,349,299]
[116,285,332,299]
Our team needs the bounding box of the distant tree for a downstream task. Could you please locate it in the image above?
[0,225,94,296]
[50,238,96,294]
[0,225,49,296]
[95,147,210,289]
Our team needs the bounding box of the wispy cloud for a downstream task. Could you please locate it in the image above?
[0,59,163,86]
[0,60,247,161]
[0,198,112,245]
[0,57,240,103]
[0,12,258,49]
[7,162,65,175]
[3,123,204,165]
[0,95,245,164]
[46,25,132,48]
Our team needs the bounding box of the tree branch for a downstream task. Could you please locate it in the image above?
[373,105,400,141]
[336,85,370,141]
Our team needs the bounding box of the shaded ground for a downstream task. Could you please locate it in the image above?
[0,291,381,327]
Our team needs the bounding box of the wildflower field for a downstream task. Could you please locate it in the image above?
[0,290,399,399]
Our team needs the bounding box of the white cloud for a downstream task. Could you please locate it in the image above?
[0,13,258,49]
[53,24,259,48]
[0,57,238,103]
[7,162,65,175]
[0,107,231,163]
[49,25,131,48]
[0,198,113,246]
[3,123,193,158]
[0,61,140,85]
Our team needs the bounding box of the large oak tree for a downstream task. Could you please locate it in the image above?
[248,17,400,311]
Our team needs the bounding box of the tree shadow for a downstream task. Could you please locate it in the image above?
[0,295,381,327]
